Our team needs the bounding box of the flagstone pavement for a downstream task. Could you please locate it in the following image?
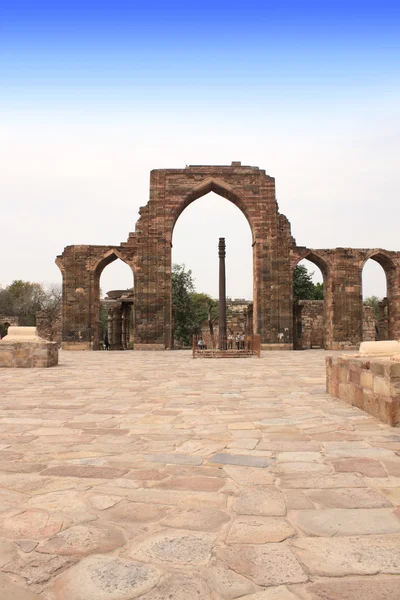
[0,349,399,599]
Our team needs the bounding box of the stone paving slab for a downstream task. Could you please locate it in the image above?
[0,349,399,598]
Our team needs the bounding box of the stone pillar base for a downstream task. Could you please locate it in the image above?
[0,327,58,368]
[326,354,400,426]
[134,344,165,351]
[62,342,91,351]
[261,343,293,351]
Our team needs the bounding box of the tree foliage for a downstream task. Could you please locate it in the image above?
[363,295,381,319]
[293,265,324,300]
[0,280,61,333]
[171,265,218,346]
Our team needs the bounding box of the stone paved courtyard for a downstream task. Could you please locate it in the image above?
[0,350,399,599]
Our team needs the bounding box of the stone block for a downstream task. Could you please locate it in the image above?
[0,327,58,368]
[373,376,391,396]
[360,370,373,389]
[360,340,400,355]
[326,355,400,426]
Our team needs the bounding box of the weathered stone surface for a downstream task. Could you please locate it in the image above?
[161,507,230,531]
[27,490,89,514]
[121,488,227,508]
[47,555,161,599]
[38,522,125,556]
[102,500,167,523]
[3,347,400,597]
[130,531,215,566]
[257,441,321,452]
[218,544,307,586]
[291,508,400,536]
[332,458,387,477]
[284,490,315,509]
[240,588,300,600]
[0,540,18,567]
[291,535,400,576]
[40,465,128,478]
[156,475,224,491]
[384,460,400,477]
[281,474,365,488]
[203,564,257,599]
[271,462,330,475]
[139,573,213,600]
[226,516,294,543]
[0,573,42,600]
[276,452,323,463]
[223,465,275,485]
[209,453,272,467]
[143,453,203,465]
[307,487,393,508]
[233,487,286,516]
[4,552,77,586]
[87,494,122,510]
[305,577,400,600]
[0,509,64,539]
[17,540,38,553]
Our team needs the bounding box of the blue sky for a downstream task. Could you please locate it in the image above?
[1,1,399,298]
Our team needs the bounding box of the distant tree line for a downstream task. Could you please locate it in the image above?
[0,280,61,337]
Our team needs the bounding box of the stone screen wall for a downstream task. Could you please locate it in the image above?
[56,163,400,350]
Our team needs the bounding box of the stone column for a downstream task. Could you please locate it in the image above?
[219,238,227,349]
[330,250,363,350]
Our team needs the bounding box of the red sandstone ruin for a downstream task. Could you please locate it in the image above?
[56,163,400,350]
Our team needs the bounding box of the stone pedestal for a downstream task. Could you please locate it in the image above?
[0,327,58,368]
[326,342,400,426]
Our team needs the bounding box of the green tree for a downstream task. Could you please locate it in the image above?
[363,295,381,319]
[0,280,48,325]
[0,280,62,337]
[190,292,218,335]
[171,265,219,345]
[293,265,324,300]
[172,264,196,346]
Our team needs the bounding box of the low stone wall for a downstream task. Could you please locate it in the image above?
[326,354,400,426]
[0,327,58,368]
[194,349,254,359]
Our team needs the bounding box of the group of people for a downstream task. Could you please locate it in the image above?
[197,332,247,350]
[228,333,246,350]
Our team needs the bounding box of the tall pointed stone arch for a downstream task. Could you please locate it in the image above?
[124,163,296,349]
[56,163,400,350]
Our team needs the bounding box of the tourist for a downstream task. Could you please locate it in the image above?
[236,333,240,350]
[228,333,233,349]
[104,334,110,351]
[197,337,205,350]
[240,333,245,349]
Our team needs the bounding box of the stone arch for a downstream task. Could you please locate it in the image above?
[91,249,135,350]
[169,178,255,242]
[292,250,331,349]
[361,250,398,340]
[132,164,292,349]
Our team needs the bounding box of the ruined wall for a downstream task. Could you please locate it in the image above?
[363,306,377,341]
[296,301,324,349]
[57,163,400,350]
[36,309,62,347]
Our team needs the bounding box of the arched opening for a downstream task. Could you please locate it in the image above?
[293,255,327,350]
[362,253,394,341]
[95,254,134,350]
[171,191,253,348]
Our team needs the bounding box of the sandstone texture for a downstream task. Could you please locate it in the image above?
[0,350,399,598]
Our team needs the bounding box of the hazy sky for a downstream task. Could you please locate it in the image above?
[1,1,399,300]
